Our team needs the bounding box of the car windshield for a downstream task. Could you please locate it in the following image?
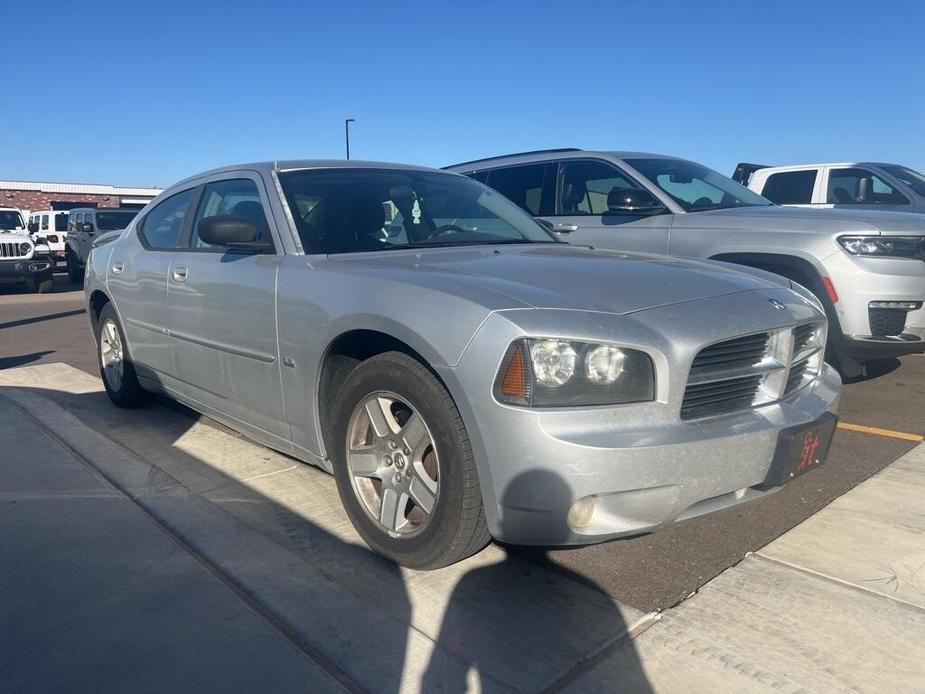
[626,158,773,212]
[278,168,559,254]
[96,210,138,231]
[878,164,925,197]
[0,210,25,230]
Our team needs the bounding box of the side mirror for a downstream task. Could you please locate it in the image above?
[82,222,95,233]
[197,215,270,252]
[535,217,556,233]
[605,188,666,215]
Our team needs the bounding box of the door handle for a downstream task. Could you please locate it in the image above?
[111,262,124,274]
[172,266,189,282]
[556,223,579,233]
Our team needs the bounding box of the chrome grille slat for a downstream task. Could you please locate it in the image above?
[682,322,824,421]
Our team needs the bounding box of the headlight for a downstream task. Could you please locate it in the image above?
[837,235,924,258]
[19,242,31,255]
[495,338,655,407]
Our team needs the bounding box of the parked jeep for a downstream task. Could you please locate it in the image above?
[734,161,925,215]
[446,150,925,377]
[0,207,55,293]
[66,207,139,282]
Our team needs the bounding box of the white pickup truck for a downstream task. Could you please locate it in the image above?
[734,161,925,214]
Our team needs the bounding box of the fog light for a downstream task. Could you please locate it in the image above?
[869,301,922,310]
[567,496,596,530]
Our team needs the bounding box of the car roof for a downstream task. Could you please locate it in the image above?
[169,159,456,190]
[444,149,683,171]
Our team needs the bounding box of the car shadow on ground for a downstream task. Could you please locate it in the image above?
[2,382,651,692]
[0,351,56,369]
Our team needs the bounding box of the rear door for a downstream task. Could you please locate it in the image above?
[542,159,670,254]
[167,173,288,440]
[108,189,197,381]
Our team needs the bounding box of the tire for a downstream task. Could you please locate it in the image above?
[96,303,149,408]
[34,277,54,293]
[330,351,489,569]
[67,249,84,284]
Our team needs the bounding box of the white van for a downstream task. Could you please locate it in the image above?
[28,210,69,268]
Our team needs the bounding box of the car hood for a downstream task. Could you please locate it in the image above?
[675,205,925,235]
[0,230,31,240]
[321,244,790,314]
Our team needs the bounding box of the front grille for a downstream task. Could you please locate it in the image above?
[689,332,769,371]
[869,308,907,336]
[1,241,29,259]
[681,374,763,420]
[682,322,824,421]
[784,357,810,395]
[793,323,815,353]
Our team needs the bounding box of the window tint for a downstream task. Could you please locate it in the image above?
[761,170,817,204]
[190,178,269,249]
[878,164,925,197]
[278,169,556,254]
[484,163,554,215]
[626,158,771,211]
[139,189,195,249]
[41,214,49,230]
[54,212,69,231]
[558,160,641,215]
[96,210,138,231]
[827,168,909,205]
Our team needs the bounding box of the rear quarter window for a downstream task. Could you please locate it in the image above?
[761,170,817,204]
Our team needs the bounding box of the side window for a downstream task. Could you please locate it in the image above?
[827,168,909,205]
[41,214,49,230]
[138,189,196,249]
[55,213,69,232]
[191,178,270,249]
[484,163,555,216]
[558,160,641,215]
[761,170,817,205]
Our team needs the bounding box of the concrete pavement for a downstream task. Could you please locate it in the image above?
[2,362,925,692]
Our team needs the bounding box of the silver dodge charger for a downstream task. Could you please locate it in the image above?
[84,160,841,568]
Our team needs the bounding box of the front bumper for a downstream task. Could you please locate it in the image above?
[824,251,925,358]
[0,258,54,284]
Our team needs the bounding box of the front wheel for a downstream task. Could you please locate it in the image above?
[96,303,149,407]
[34,277,54,293]
[330,352,489,569]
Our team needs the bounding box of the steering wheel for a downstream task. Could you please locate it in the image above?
[426,224,468,239]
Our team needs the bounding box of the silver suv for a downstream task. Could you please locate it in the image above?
[447,150,925,376]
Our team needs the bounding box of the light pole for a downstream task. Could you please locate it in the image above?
[345,118,356,159]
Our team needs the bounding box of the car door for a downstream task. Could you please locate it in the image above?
[167,174,288,440]
[109,190,197,382]
[539,159,671,254]
[822,166,912,210]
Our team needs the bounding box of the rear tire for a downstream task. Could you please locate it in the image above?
[96,303,149,408]
[67,249,84,284]
[330,351,489,569]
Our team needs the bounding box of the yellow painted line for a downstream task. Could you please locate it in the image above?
[837,422,924,442]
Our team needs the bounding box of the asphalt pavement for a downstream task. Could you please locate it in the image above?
[2,277,923,612]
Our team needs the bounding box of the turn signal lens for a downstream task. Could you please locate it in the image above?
[498,342,529,403]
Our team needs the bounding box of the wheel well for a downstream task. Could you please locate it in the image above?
[88,291,110,331]
[316,330,432,455]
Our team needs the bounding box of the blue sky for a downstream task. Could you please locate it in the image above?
[6,0,924,187]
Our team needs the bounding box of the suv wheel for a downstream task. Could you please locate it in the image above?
[34,277,54,293]
[96,304,149,407]
[330,352,490,569]
[67,249,84,283]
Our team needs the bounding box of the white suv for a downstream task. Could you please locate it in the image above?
[28,210,69,268]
